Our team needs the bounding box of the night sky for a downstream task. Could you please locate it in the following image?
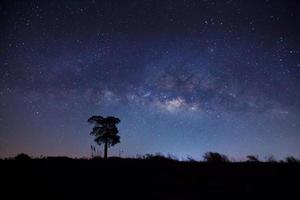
[1,0,300,160]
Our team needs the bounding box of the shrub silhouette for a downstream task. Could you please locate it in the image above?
[285,156,299,163]
[203,152,229,162]
[167,153,178,161]
[88,115,121,159]
[140,153,177,162]
[143,153,167,160]
[15,153,31,160]
[246,155,260,162]
[266,155,277,163]
[186,155,196,162]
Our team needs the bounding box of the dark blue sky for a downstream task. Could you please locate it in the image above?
[1,0,300,160]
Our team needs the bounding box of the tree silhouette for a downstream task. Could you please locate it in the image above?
[88,115,121,159]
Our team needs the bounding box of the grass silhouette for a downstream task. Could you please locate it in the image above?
[1,152,299,199]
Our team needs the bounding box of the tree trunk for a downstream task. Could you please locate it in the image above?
[104,140,108,159]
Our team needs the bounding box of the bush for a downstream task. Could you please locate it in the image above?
[142,153,176,162]
[285,156,299,163]
[186,155,196,162]
[203,152,229,162]
[15,153,31,160]
[265,155,277,163]
[166,153,178,161]
[246,155,260,162]
[143,153,165,160]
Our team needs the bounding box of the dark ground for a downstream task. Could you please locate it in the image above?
[1,157,299,199]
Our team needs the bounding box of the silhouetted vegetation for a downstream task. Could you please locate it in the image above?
[265,155,277,163]
[14,153,31,160]
[1,152,299,199]
[247,155,260,162]
[186,155,197,162]
[142,153,178,162]
[203,152,230,162]
[285,156,300,163]
[88,115,121,159]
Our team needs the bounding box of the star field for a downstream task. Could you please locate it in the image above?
[0,0,300,160]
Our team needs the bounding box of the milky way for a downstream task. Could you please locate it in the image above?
[1,0,300,159]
